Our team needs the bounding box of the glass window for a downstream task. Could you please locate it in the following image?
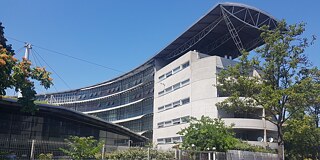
[181,98,190,105]
[172,137,181,143]
[158,91,164,96]
[181,79,190,86]
[165,86,172,93]
[181,116,190,123]
[172,66,181,74]
[172,118,181,125]
[182,61,190,69]
[159,75,165,81]
[157,138,165,144]
[164,104,172,110]
[158,122,164,128]
[166,71,172,78]
[172,101,180,107]
[164,121,172,126]
[172,83,180,90]
[158,106,164,112]
[165,138,172,143]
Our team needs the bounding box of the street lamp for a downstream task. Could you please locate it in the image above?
[128,140,133,147]
[212,147,216,160]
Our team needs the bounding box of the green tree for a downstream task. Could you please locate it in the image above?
[216,20,318,159]
[284,116,320,160]
[60,136,103,160]
[304,68,320,127]
[0,22,52,113]
[177,116,238,152]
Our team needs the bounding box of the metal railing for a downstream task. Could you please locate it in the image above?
[175,149,278,160]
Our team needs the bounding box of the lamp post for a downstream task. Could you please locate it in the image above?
[191,144,196,160]
[128,140,133,147]
[212,147,216,160]
[207,147,211,160]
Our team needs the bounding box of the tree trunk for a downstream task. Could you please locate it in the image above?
[277,125,285,160]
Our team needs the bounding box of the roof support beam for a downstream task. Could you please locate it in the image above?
[166,16,224,60]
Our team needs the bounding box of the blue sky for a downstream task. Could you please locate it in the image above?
[1,0,319,94]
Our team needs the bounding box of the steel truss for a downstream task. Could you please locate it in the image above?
[166,17,224,60]
[166,4,277,60]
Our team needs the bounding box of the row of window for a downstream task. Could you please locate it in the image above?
[158,79,190,96]
[63,83,154,112]
[157,136,183,144]
[38,66,155,103]
[157,116,190,128]
[158,97,190,112]
[119,115,153,133]
[158,61,190,81]
[90,98,153,122]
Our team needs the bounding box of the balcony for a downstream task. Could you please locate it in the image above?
[222,118,277,131]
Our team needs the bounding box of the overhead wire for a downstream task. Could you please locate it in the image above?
[33,48,72,90]
[6,36,124,73]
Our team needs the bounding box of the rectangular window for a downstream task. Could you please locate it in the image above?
[166,71,172,78]
[157,122,164,128]
[165,86,172,93]
[157,138,165,144]
[172,101,180,108]
[172,118,181,125]
[164,104,172,110]
[181,79,190,86]
[172,66,181,74]
[181,116,190,123]
[182,61,190,69]
[172,137,181,143]
[172,83,180,90]
[158,106,164,112]
[158,90,164,96]
[181,98,190,105]
[159,75,165,81]
[164,121,172,127]
[165,138,172,143]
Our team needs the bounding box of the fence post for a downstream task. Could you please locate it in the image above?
[101,144,105,160]
[213,151,216,160]
[208,152,211,160]
[30,139,35,160]
[147,147,150,160]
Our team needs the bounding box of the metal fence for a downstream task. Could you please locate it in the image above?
[175,150,278,160]
[0,139,129,160]
[0,138,279,160]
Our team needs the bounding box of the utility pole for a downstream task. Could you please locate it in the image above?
[24,43,32,60]
[18,43,32,98]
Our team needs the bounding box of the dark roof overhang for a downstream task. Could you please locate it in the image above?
[0,98,148,142]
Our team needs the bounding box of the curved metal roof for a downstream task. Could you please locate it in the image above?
[154,2,277,60]
[39,2,278,93]
[0,98,148,142]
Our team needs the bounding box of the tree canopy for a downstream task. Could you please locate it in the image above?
[216,20,319,158]
[177,116,238,152]
[0,22,53,113]
[284,116,320,159]
[60,136,103,160]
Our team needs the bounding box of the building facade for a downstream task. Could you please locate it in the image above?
[153,51,278,150]
[0,98,147,158]
[36,3,279,148]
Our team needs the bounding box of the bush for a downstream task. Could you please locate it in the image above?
[60,136,103,160]
[38,153,53,160]
[232,140,276,153]
[104,148,174,160]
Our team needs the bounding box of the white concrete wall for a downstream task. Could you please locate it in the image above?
[153,51,278,150]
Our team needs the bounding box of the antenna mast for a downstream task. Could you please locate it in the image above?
[18,43,32,98]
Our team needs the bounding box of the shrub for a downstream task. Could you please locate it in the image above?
[104,148,174,160]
